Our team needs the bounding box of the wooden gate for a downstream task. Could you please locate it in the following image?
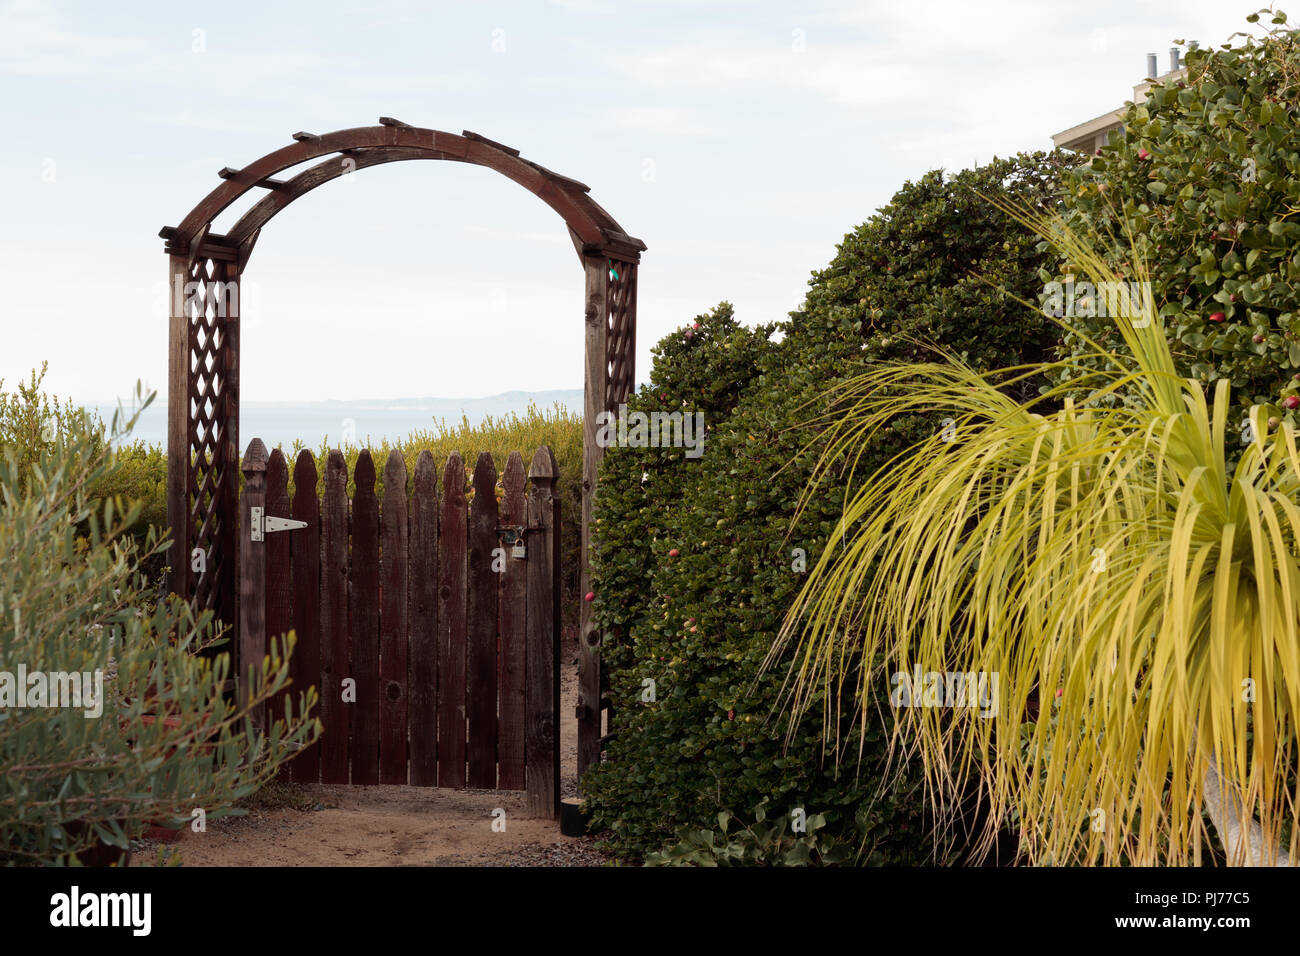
[236,439,561,818]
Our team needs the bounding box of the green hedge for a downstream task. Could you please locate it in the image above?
[1057,12,1300,448]
[584,151,1074,863]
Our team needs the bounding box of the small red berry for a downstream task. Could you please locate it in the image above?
[584,591,595,602]
[727,709,735,720]
[1286,396,1300,410]
[1137,148,1151,160]
[1209,312,1226,322]
[668,548,679,557]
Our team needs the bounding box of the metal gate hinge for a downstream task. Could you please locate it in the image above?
[249,506,307,542]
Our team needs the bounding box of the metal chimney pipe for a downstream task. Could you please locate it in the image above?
[1170,47,1181,72]
[1147,53,1158,78]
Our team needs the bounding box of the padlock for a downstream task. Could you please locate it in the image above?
[499,525,527,559]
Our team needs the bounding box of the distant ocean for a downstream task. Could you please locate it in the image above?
[93,389,584,450]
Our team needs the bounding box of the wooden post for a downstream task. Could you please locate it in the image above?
[497,452,527,790]
[238,438,268,730]
[438,453,468,789]
[351,450,380,785]
[578,254,609,786]
[380,450,410,785]
[166,256,190,600]
[526,446,561,819]
[290,450,321,782]
[265,449,292,731]
[320,450,351,784]
[409,451,440,786]
[467,453,499,788]
[219,265,242,641]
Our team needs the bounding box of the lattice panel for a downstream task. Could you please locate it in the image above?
[184,257,239,626]
[605,259,637,409]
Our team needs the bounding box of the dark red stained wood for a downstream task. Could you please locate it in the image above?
[526,446,561,818]
[380,451,410,785]
[577,253,606,785]
[438,453,468,789]
[165,255,189,604]
[265,449,292,732]
[216,261,242,656]
[169,126,637,258]
[290,450,321,783]
[350,450,380,786]
[320,450,351,784]
[168,130,644,782]
[497,452,527,790]
[408,452,439,787]
[238,439,267,731]
[467,453,499,789]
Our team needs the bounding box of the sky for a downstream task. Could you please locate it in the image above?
[0,0,1273,408]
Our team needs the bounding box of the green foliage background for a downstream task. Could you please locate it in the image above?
[1057,12,1300,449]
[584,151,1074,862]
[0,384,318,865]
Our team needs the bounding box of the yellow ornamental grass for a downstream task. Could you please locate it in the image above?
[773,201,1300,866]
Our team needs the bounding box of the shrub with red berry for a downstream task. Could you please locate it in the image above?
[1057,12,1300,440]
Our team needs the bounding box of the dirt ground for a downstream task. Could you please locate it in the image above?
[137,631,618,867]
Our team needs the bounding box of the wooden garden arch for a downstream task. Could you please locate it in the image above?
[162,119,642,778]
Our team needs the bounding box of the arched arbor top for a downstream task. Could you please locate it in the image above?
[159,118,646,270]
[163,120,640,780]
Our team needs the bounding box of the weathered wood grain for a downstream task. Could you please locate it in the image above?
[290,450,321,782]
[467,453,499,788]
[408,451,439,786]
[380,450,410,784]
[497,452,527,790]
[350,450,380,785]
[438,453,468,789]
[319,450,350,784]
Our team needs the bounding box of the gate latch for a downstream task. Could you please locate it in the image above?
[250,506,307,542]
